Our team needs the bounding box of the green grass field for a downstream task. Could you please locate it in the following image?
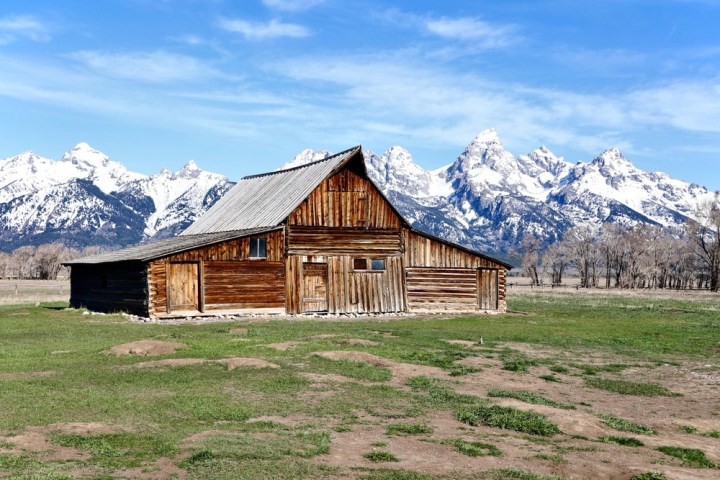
[0,292,718,479]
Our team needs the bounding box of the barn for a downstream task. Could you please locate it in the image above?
[64,146,511,318]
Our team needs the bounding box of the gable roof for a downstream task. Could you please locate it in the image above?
[182,146,390,235]
[64,227,280,265]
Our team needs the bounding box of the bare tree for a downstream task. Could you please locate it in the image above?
[11,246,35,279]
[541,241,568,285]
[563,226,598,288]
[520,236,542,286]
[686,193,720,292]
[33,243,71,280]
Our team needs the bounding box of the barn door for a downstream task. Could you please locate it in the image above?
[168,262,200,313]
[302,262,328,312]
[478,268,498,310]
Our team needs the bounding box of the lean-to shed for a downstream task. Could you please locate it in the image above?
[65,147,511,317]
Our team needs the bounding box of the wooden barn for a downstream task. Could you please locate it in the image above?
[65,147,511,318]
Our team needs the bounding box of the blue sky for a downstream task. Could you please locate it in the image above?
[1,0,719,188]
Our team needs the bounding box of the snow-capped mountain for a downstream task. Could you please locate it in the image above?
[1,132,712,254]
[0,144,233,250]
[289,129,712,253]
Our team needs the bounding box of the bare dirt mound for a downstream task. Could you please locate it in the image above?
[130,357,279,370]
[312,351,449,386]
[219,357,279,370]
[264,341,301,351]
[0,423,129,462]
[107,340,185,357]
[0,371,56,381]
[339,338,381,346]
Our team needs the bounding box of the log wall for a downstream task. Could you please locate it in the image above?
[69,262,149,316]
[405,267,478,311]
[288,169,402,228]
[404,230,501,269]
[148,230,285,316]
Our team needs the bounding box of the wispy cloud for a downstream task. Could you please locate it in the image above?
[217,18,309,40]
[0,15,50,45]
[69,50,217,83]
[424,16,518,47]
[261,0,324,12]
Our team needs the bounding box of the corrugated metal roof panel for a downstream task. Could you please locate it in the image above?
[182,146,361,235]
[63,227,280,265]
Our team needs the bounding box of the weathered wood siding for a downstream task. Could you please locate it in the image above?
[404,230,500,269]
[286,255,405,314]
[148,230,285,316]
[478,268,499,310]
[288,169,402,228]
[403,229,507,312]
[406,267,478,311]
[287,226,402,256]
[203,261,285,310]
[69,262,148,316]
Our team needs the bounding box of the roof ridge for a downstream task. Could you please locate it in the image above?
[242,145,361,180]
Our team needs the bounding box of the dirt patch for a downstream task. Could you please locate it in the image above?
[443,339,480,348]
[370,331,398,338]
[229,327,248,335]
[264,341,301,351]
[129,357,279,370]
[339,338,381,346]
[300,372,357,384]
[0,423,129,462]
[219,357,279,370]
[107,340,185,357]
[310,334,341,339]
[131,358,208,369]
[0,371,55,381]
[312,351,449,387]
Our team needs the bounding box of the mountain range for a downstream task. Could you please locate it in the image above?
[0,131,712,254]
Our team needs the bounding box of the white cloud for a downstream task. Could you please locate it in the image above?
[262,0,324,11]
[425,16,517,47]
[0,15,50,44]
[69,50,217,83]
[217,18,309,40]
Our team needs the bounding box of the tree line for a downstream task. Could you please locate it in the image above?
[0,244,103,280]
[521,194,720,291]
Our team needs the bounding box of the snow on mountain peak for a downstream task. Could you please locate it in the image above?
[471,128,502,146]
[63,142,109,167]
[278,148,332,170]
[592,147,634,170]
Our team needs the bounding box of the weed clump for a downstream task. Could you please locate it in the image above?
[364,450,399,462]
[488,389,575,410]
[585,378,675,397]
[597,413,655,435]
[599,436,644,447]
[385,423,434,436]
[657,446,716,468]
[456,405,560,436]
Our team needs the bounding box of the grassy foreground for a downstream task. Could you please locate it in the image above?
[0,292,718,479]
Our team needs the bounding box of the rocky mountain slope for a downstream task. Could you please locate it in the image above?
[0,143,233,250]
[0,133,711,254]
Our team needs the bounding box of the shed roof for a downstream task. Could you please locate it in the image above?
[182,146,368,235]
[64,227,280,265]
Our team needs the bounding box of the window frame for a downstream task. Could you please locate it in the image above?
[352,257,385,272]
[248,237,267,259]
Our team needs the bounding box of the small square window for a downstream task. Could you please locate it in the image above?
[353,258,368,270]
[249,237,267,258]
[371,259,385,271]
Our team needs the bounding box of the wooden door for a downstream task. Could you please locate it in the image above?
[302,262,328,312]
[478,268,498,310]
[168,262,199,312]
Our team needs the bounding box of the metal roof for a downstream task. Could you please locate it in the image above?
[182,146,363,235]
[63,227,280,265]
